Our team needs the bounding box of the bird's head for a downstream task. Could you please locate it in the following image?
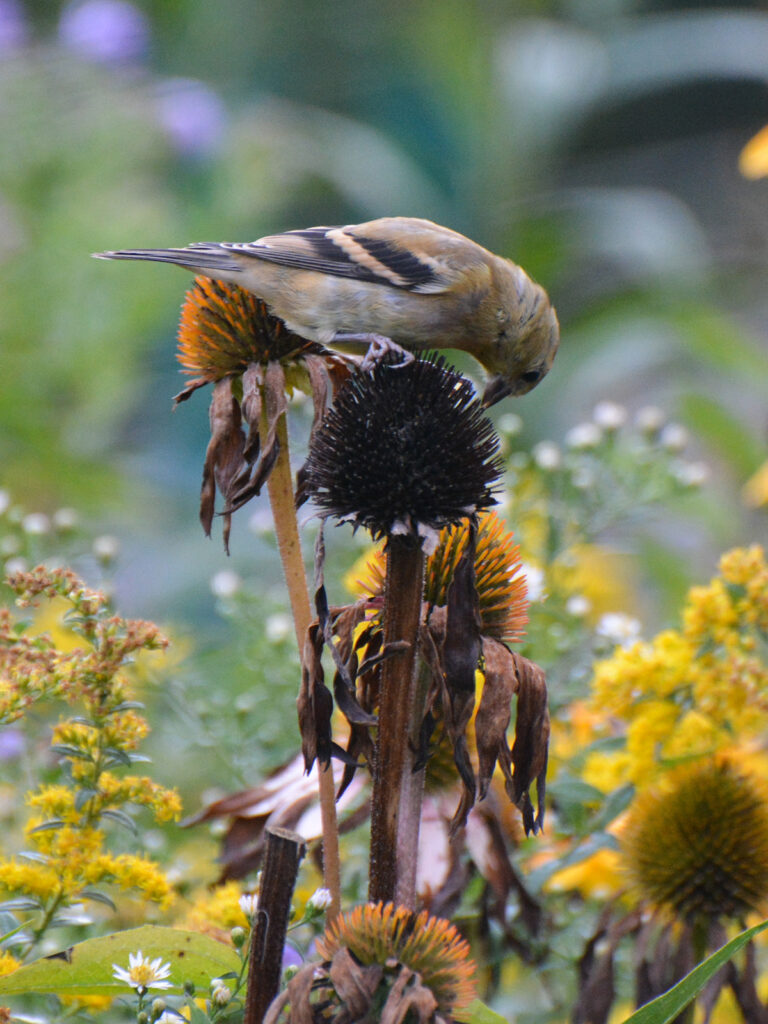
[481,264,560,407]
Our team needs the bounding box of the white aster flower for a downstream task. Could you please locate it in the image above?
[93,534,120,563]
[659,423,688,452]
[532,440,562,471]
[112,950,173,992]
[211,979,231,1005]
[672,460,710,488]
[239,891,259,920]
[22,512,50,535]
[498,412,523,437]
[265,612,292,642]
[210,569,242,598]
[566,594,591,618]
[522,564,546,603]
[565,422,602,449]
[595,612,641,648]
[635,405,665,434]
[53,507,79,531]
[592,401,626,431]
[0,490,10,516]
[307,887,333,912]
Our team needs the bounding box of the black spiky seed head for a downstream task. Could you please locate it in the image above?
[304,355,503,540]
[622,759,768,922]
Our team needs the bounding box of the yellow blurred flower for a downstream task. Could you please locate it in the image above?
[743,460,768,508]
[739,125,768,179]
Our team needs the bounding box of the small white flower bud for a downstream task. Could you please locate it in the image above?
[307,887,333,912]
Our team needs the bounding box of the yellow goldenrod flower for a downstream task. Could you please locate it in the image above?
[0,952,21,978]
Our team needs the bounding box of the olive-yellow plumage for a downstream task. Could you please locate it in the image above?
[95,216,559,405]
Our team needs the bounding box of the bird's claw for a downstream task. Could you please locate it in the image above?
[332,332,414,371]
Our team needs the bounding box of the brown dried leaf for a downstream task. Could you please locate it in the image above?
[329,948,383,1019]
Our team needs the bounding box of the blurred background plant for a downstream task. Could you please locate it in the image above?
[1,0,768,1020]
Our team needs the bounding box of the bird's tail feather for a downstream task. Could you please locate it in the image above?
[92,244,242,274]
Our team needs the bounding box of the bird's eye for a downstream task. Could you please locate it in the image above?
[521,369,541,384]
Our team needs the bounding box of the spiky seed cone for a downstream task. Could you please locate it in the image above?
[622,759,768,922]
[317,901,476,1013]
[303,355,502,540]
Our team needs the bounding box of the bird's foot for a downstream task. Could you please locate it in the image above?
[331,332,414,371]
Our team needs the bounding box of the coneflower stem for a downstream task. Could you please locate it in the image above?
[262,405,342,924]
[368,535,426,906]
[395,660,430,907]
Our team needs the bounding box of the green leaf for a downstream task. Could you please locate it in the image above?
[621,919,768,1024]
[109,701,145,714]
[51,744,93,762]
[0,898,41,914]
[100,808,137,833]
[28,818,64,834]
[0,925,241,997]
[80,888,117,911]
[589,782,635,832]
[453,998,508,1023]
[102,746,132,767]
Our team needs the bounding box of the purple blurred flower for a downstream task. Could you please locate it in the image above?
[282,943,303,971]
[58,0,149,64]
[156,77,226,159]
[0,0,29,53]
[0,729,25,761]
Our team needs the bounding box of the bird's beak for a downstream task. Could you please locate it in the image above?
[482,375,514,408]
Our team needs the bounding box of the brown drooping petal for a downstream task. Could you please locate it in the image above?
[507,651,549,835]
[200,378,247,553]
[297,619,334,772]
[422,523,483,835]
[380,967,440,1024]
[328,948,384,1019]
[265,955,441,1024]
[227,361,288,514]
[475,638,515,800]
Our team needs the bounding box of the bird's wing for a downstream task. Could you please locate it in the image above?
[222,222,463,294]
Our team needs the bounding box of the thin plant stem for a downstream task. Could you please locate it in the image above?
[262,405,342,924]
[244,826,306,1024]
[368,535,426,906]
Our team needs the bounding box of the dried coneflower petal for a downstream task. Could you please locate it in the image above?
[172,276,355,547]
[175,277,313,401]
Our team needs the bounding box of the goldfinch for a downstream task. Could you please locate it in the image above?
[95,216,559,405]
